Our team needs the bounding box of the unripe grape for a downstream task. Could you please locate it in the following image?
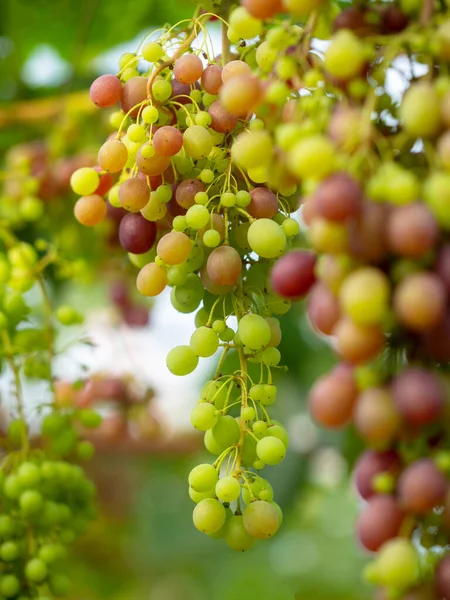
[225,515,255,551]
[324,30,367,80]
[216,476,241,502]
[232,130,274,169]
[229,7,263,39]
[166,345,199,376]
[377,538,420,589]
[256,436,286,465]
[25,558,48,583]
[142,41,163,62]
[190,327,219,357]
[288,135,337,181]
[339,267,390,327]
[193,498,226,534]
[400,81,442,138]
[247,219,286,258]
[190,403,217,431]
[189,464,218,492]
[70,167,100,196]
[183,126,213,160]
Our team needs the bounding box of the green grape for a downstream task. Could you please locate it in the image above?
[256,436,286,465]
[25,558,48,583]
[324,30,367,80]
[183,126,213,160]
[266,293,291,315]
[247,219,286,258]
[0,516,17,539]
[173,274,204,310]
[243,501,280,539]
[166,346,199,376]
[152,79,172,102]
[17,462,40,487]
[79,408,102,428]
[221,192,236,207]
[167,265,188,286]
[400,82,442,138]
[4,475,22,500]
[172,215,188,232]
[119,52,136,70]
[264,424,289,447]
[229,6,263,39]
[256,41,278,72]
[189,486,216,503]
[0,574,20,598]
[55,305,83,325]
[260,347,281,366]
[184,244,205,272]
[242,406,256,421]
[186,205,210,229]
[288,135,337,181]
[282,218,300,237]
[238,314,271,350]
[190,403,218,431]
[211,415,240,448]
[242,477,273,504]
[190,326,219,357]
[48,574,71,597]
[215,476,241,502]
[201,380,228,409]
[203,229,221,248]
[142,105,159,124]
[204,429,223,455]
[225,515,255,551]
[265,81,290,106]
[38,544,67,566]
[376,538,420,588]
[70,167,99,196]
[195,307,209,328]
[0,541,19,562]
[19,490,43,516]
[195,111,212,127]
[154,184,172,203]
[76,440,95,461]
[193,498,226,534]
[339,267,390,326]
[232,131,273,170]
[423,172,450,229]
[200,169,215,184]
[142,41,163,62]
[188,464,218,492]
[195,191,209,205]
[220,327,235,342]
[253,420,267,436]
[236,190,251,207]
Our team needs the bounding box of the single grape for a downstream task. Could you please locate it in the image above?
[193,498,226,534]
[166,345,199,376]
[216,476,241,502]
[189,464,218,492]
[243,500,280,539]
[190,327,219,357]
[191,403,217,431]
[256,436,286,465]
[247,219,286,258]
[225,515,255,551]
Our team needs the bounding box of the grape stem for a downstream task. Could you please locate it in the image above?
[1,330,28,453]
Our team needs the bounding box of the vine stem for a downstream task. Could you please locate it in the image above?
[420,0,434,24]
[36,276,56,395]
[1,331,29,453]
[221,20,231,66]
[235,345,248,474]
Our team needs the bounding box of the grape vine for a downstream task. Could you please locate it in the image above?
[68,0,450,598]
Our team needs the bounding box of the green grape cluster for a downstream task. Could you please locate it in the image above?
[73,0,450,595]
[0,224,100,599]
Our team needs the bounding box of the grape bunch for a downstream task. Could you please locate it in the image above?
[74,0,450,593]
[0,224,101,599]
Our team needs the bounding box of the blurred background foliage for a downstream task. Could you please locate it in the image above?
[0,1,371,598]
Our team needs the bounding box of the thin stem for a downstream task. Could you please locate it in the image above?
[1,331,28,452]
[221,21,231,66]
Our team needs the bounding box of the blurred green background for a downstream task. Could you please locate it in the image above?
[0,1,371,599]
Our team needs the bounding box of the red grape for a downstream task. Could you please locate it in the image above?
[270,250,317,299]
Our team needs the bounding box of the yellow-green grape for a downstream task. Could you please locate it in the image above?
[276,56,297,80]
[108,185,121,207]
[166,345,199,376]
[215,476,241,502]
[288,135,337,181]
[264,423,288,447]
[247,219,286,258]
[109,110,124,129]
[142,41,164,62]
[232,130,273,170]
[229,6,262,39]
[167,265,188,286]
[190,326,219,357]
[55,305,84,326]
[400,81,442,138]
[191,403,218,431]
[193,498,226,534]
[324,30,367,80]
[152,79,172,102]
[242,500,280,539]
[236,190,251,207]
[256,436,286,465]
[211,415,240,448]
[203,230,221,248]
[189,486,216,503]
[339,267,390,326]
[20,196,44,221]
[247,165,268,183]
[376,538,420,589]
[127,123,146,142]
[282,218,300,237]
[238,314,271,350]
[242,406,256,421]
[142,105,159,124]
[221,192,236,207]
[70,167,99,196]
[200,169,215,184]
[256,41,278,72]
[260,347,281,366]
[183,126,213,160]
[189,464,218,492]
[195,111,212,127]
[119,52,136,70]
[186,205,210,229]
[284,0,324,17]
[225,515,255,551]
[423,172,450,229]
